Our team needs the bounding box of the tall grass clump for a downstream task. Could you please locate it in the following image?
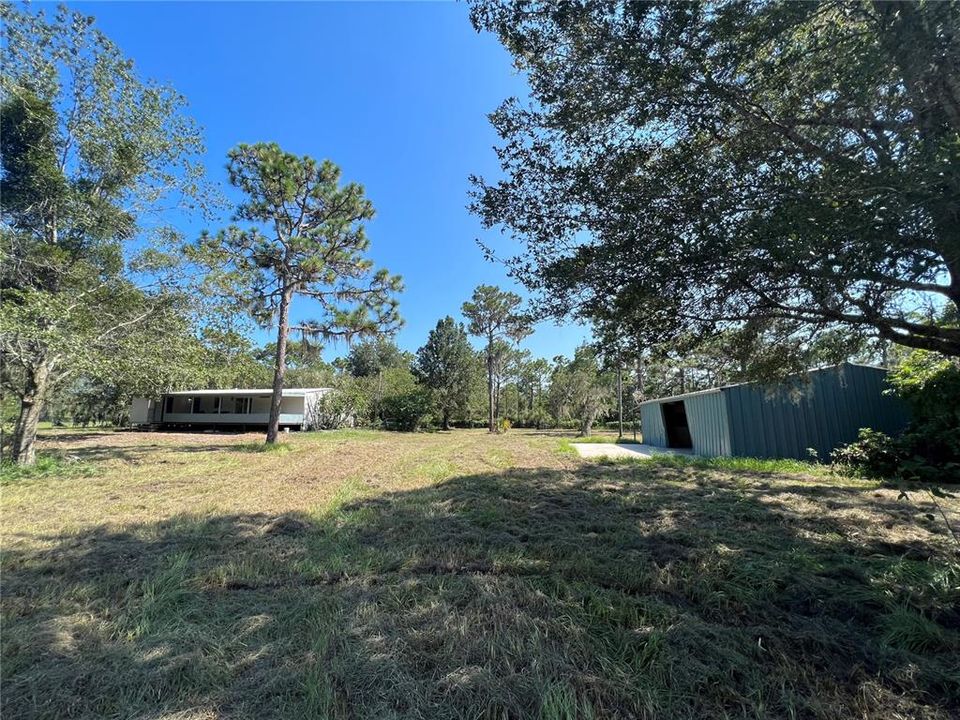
[0,453,98,485]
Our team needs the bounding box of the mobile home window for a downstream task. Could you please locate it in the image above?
[236,397,251,414]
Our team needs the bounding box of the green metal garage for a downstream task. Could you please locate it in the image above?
[638,363,908,460]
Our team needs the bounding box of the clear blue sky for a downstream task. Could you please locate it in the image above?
[68,1,591,361]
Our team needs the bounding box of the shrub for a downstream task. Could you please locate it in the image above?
[310,378,368,429]
[832,428,903,479]
[380,388,431,431]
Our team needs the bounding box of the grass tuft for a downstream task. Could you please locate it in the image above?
[235,440,294,454]
[0,453,98,485]
[881,605,952,653]
[647,452,848,477]
[539,680,594,720]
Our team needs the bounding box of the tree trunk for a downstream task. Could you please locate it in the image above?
[442,409,451,431]
[486,337,495,433]
[580,415,593,437]
[266,286,292,444]
[617,364,623,438]
[10,361,52,465]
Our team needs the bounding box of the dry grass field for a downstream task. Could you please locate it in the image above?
[2,428,958,719]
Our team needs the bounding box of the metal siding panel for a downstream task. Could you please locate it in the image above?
[756,387,774,456]
[792,377,826,459]
[775,376,827,459]
[729,387,747,456]
[729,365,910,460]
[827,371,849,454]
[725,389,744,456]
[727,386,755,457]
[684,391,729,457]
[828,364,909,447]
[640,402,667,447]
[769,386,788,457]
[787,385,806,457]
[727,387,748,456]
[720,392,732,455]
[781,385,800,458]
[748,386,766,457]
[811,373,833,458]
[825,370,847,454]
[798,383,823,460]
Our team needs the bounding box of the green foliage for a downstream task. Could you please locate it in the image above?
[832,428,904,480]
[833,352,960,481]
[192,143,402,344]
[470,0,960,359]
[197,329,274,389]
[47,378,128,427]
[462,285,531,431]
[379,372,432,432]
[0,88,66,223]
[462,285,530,346]
[312,376,369,430]
[317,366,435,432]
[889,351,960,422]
[514,357,551,427]
[413,317,476,429]
[256,338,335,389]
[343,337,411,378]
[0,4,213,463]
[549,346,614,436]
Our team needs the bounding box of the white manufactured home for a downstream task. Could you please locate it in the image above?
[129,388,332,431]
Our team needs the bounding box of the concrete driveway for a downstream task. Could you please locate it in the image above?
[571,443,688,460]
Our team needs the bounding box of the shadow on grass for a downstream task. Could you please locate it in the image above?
[31,442,296,464]
[3,464,958,719]
[34,430,119,443]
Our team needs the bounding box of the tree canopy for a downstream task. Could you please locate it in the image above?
[469,0,960,361]
[343,337,412,378]
[548,346,613,437]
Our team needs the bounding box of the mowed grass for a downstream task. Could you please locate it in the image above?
[2,429,959,719]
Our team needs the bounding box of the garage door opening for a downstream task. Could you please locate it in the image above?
[662,401,693,449]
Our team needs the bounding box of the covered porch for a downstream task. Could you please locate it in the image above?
[159,391,306,428]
